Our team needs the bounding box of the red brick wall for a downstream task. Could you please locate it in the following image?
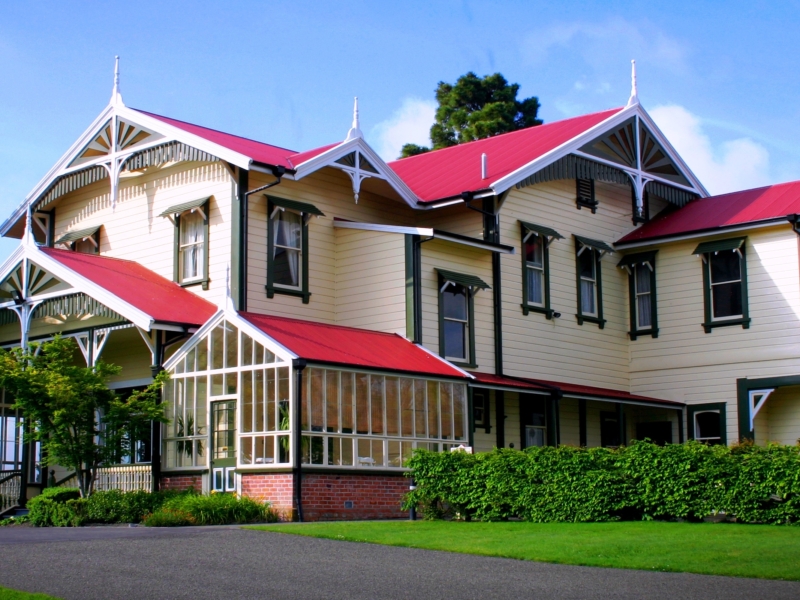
[300,473,409,521]
[241,473,295,521]
[160,475,203,492]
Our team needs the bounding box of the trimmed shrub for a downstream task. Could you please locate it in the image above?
[145,493,277,526]
[404,441,800,524]
[80,489,182,524]
[142,508,196,527]
[27,488,84,527]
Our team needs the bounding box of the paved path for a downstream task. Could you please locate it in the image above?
[1,525,799,600]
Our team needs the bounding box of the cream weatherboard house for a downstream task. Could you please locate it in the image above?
[1,65,798,520]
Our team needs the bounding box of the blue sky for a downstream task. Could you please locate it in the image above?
[1,1,799,259]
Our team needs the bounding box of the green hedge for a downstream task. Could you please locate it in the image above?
[143,492,277,526]
[403,441,800,524]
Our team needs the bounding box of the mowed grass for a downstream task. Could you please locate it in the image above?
[248,520,800,580]
[0,587,60,600]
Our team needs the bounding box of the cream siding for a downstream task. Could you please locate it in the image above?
[419,239,495,372]
[755,385,800,445]
[499,180,632,389]
[415,203,484,237]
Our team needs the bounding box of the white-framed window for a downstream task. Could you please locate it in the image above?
[271,209,303,289]
[694,411,722,444]
[709,251,743,320]
[301,367,468,469]
[578,247,598,316]
[634,263,653,329]
[179,209,206,284]
[525,234,545,306]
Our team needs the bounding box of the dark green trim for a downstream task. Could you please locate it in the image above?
[266,196,311,304]
[736,375,800,442]
[574,235,614,254]
[404,234,415,340]
[546,395,560,446]
[700,242,749,333]
[485,201,503,375]
[267,195,324,217]
[412,235,423,343]
[56,225,100,245]
[472,389,491,433]
[437,272,477,368]
[495,390,505,448]
[436,268,490,291]
[467,386,475,448]
[235,169,248,311]
[520,221,563,241]
[624,252,659,340]
[520,221,554,319]
[172,199,210,291]
[687,402,727,445]
[616,403,626,447]
[160,196,211,217]
[677,409,685,443]
[575,238,606,328]
[578,399,587,446]
[693,237,746,255]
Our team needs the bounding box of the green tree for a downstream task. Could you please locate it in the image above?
[0,336,168,497]
[400,72,543,158]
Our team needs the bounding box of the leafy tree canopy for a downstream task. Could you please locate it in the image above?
[0,337,168,497]
[400,72,543,158]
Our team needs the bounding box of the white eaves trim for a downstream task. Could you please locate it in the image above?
[333,220,433,236]
[489,104,709,200]
[162,306,299,372]
[291,137,421,208]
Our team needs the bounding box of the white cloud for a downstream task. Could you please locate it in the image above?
[650,105,772,195]
[370,98,436,162]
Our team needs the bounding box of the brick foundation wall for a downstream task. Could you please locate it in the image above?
[241,473,295,521]
[160,475,203,492]
[300,473,409,521]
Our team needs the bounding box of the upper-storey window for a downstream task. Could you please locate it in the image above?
[436,269,489,368]
[160,197,210,290]
[520,222,563,319]
[55,226,100,255]
[575,236,612,328]
[618,251,658,340]
[266,196,324,305]
[693,237,749,333]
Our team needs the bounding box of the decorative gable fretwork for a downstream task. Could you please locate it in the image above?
[578,117,690,187]
[69,119,159,168]
[331,149,385,203]
[0,261,70,300]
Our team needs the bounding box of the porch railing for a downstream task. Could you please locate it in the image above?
[0,471,22,513]
[94,465,152,493]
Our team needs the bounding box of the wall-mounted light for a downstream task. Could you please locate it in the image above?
[552,311,562,319]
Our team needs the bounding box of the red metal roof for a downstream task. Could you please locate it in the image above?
[388,107,623,203]
[41,248,216,326]
[468,371,682,406]
[240,312,467,378]
[288,143,341,166]
[134,109,300,169]
[617,180,800,245]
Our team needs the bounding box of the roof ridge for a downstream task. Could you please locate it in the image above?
[388,106,623,164]
[133,109,298,154]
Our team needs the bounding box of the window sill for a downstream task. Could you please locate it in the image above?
[576,314,606,329]
[703,317,750,333]
[447,359,478,369]
[521,304,554,319]
[266,285,311,304]
[629,328,659,341]
[180,278,209,291]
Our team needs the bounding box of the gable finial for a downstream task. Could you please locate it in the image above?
[346,96,362,141]
[111,56,124,106]
[627,59,639,107]
[23,209,35,247]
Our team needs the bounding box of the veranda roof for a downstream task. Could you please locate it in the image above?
[239,311,469,379]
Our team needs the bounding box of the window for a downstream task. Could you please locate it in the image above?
[301,367,468,468]
[266,196,324,304]
[693,238,749,332]
[688,403,727,445]
[576,178,598,213]
[520,222,562,318]
[436,269,489,367]
[54,226,100,255]
[160,197,210,290]
[575,236,611,328]
[521,396,547,448]
[473,390,491,433]
[600,410,624,448]
[618,251,658,340]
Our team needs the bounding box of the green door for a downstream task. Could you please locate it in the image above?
[211,400,236,492]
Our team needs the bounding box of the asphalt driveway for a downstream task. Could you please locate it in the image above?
[1,525,799,600]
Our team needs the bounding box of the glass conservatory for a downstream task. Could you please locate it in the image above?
[162,313,469,488]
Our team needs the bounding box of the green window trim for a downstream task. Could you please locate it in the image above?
[172,200,210,291]
[687,402,727,446]
[56,225,101,255]
[520,221,562,319]
[736,375,800,442]
[265,195,324,304]
[574,237,607,328]
[695,237,750,333]
[437,270,479,368]
[618,251,658,340]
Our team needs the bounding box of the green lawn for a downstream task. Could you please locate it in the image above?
[0,587,60,600]
[248,520,800,580]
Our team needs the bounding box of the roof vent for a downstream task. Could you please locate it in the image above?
[481,153,487,180]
